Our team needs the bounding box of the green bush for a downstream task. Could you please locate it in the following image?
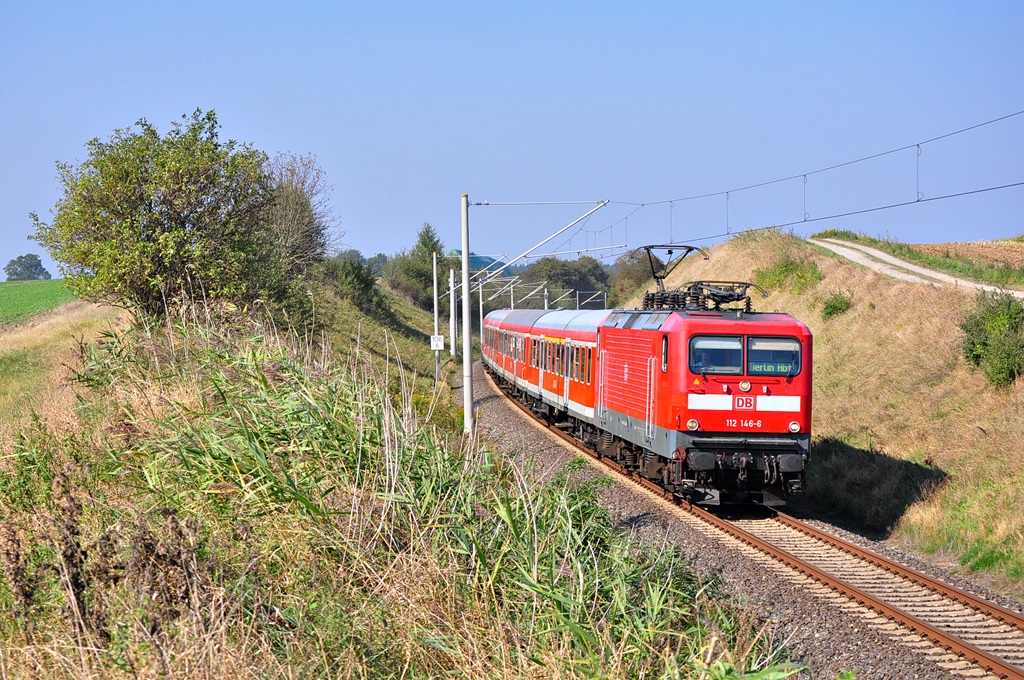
[32,110,275,316]
[959,291,1024,387]
[822,290,853,320]
[327,258,387,313]
[30,112,334,331]
[753,255,823,294]
[812,228,863,241]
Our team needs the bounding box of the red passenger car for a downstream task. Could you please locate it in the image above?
[483,280,812,506]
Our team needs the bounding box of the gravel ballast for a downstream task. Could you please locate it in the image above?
[463,363,1016,679]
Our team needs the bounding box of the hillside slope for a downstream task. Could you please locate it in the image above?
[0,292,795,677]
[0,300,121,446]
[649,231,1024,593]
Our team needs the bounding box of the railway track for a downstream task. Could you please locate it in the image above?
[485,371,1024,679]
[704,509,1024,679]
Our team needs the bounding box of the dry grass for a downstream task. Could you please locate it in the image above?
[645,231,1024,594]
[913,239,1024,271]
[0,302,123,448]
[0,304,799,678]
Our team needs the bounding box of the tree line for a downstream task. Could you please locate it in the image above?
[28,109,663,327]
[364,223,664,316]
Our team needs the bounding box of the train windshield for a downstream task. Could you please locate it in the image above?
[689,335,802,376]
[747,337,801,376]
[689,336,743,374]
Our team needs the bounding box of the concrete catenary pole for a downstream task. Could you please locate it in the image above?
[461,194,474,434]
[449,268,457,358]
[433,251,440,382]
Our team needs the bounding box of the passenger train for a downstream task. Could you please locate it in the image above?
[482,279,813,506]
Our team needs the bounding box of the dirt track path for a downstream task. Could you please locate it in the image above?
[808,237,1024,299]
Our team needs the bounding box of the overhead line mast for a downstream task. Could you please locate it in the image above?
[459,198,610,434]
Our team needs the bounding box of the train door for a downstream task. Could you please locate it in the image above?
[538,336,546,394]
[512,333,519,379]
[563,341,572,406]
[550,338,566,411]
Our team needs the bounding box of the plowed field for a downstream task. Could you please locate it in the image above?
[912,239,1024,270]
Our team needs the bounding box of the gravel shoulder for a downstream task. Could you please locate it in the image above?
[464,364,1006,679]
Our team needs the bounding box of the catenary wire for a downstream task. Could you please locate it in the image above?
[676,181,1024,245]
[611,109,1024,208]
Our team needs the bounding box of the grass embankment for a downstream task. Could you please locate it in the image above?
[656,231,1024,594]
[0,277,100,443]
[815,228,1024,289]
[0,297,798,677]
[0,279,77,327]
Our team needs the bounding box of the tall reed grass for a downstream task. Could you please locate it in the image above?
[0,312,800,678]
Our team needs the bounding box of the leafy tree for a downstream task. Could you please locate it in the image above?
[609,248,662,306]
[324,248,390,312]
[411,223,444,262]
[366,253,388,277]
[521,256,610,308]
[382,223,445,310]
[247,152,340,327]
[265,152,335,277]
[337,250,388,276]
[335,248,366,265]
[31,110,276,316]
[4,254,51,281]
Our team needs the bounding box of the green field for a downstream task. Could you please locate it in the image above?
[0,278,76,327]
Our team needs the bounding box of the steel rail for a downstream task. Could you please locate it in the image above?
[688,505,1024,680]
[483,368,1024,679]
[773,512,1024,633]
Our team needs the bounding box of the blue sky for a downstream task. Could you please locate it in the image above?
[2,2,1022,279]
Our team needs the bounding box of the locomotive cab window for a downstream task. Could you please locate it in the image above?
[689,336,743,374]
[747,337,801,376]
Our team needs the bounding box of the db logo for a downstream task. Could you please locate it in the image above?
[734,396,755,411]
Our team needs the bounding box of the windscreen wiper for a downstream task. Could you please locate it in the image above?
[785,352,797,379]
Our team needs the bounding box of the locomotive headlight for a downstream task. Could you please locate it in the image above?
[686,419,699,431]
[739,380,751,392]
[788,421,800,433]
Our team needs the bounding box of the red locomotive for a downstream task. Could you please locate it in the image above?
[482,267,812,506]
